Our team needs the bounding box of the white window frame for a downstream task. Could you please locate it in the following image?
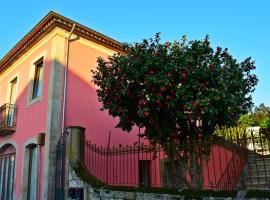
[21,138,39,200]
[27,51,46,107]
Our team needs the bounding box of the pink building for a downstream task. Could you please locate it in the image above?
[0,11,140,200]
[0,11,254,200]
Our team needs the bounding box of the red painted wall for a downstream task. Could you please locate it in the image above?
[0,40,52,199]
[65,40,140,147]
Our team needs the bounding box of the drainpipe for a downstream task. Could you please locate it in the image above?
[62,23,76,137]
[61,24,75,199]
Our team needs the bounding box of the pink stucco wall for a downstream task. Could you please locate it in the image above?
[65,40,141,147]
[0,40,52,199]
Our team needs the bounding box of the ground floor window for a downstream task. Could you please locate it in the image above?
[0,144,16,200]
[26,145,37,200]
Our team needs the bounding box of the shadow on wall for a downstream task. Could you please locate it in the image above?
[65,62,141,147]
[0,55,141,199]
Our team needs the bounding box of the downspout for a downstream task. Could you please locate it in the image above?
[62,23,76,136]
[60,24,75,199]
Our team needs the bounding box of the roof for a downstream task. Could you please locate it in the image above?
[0,11,124,73]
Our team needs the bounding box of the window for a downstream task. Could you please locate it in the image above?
[7,78,17,127]
[9,78,17,104]
[0,144,16,200]
[139,160,151,186]
[31,60,43,100]
[26,145,37,200]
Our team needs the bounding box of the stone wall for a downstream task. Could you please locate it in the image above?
[67,168,269,200]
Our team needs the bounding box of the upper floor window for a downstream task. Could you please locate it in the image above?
[32,60,43,100]
[9,77,17,104]
[28,56,44,106]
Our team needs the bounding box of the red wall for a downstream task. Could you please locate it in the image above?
[65,40,140,146]
[0,40,52,199]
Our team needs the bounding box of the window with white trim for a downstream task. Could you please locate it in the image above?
[31,59,43,100]
[0,144,16,200]
[26,144,37,200]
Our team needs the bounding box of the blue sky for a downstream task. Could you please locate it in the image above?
[0,0,269,107]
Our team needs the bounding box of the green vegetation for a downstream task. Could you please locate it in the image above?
[246,190,270,198]
[238,103,270,128]
[73,162,237,198]
[92,34,258,188]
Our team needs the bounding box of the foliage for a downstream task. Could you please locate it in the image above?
[238,103,270,128]
[73,163,238,198]
[246,190,270,198]
[214,126,246,141]
[92,34,257,140]
[92,34,258,188]
[73,162,106,189]
[238,115,255,128]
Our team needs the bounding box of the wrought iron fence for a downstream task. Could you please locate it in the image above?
[0,103,18,129]
[84,128,270,190]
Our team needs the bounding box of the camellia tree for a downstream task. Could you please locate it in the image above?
[92,34,258,188]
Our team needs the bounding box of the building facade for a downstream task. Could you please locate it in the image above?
[1,12,259,200]
[0,12,139,200]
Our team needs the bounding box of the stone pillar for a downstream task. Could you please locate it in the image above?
[43,30,66,200]
[66,126,86,163]
[65,126,86,199]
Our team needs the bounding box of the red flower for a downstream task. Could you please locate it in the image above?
[118,107,123,113]
[165,42,171,49]
[160,86,166,92]
[155,51,160,57]
[150,140,156,145]
[209,63,215,69]
[144,111,149,117]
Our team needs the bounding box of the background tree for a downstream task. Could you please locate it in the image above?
[238,103,270,128]
[92,34,258,188]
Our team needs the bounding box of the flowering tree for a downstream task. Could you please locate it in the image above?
[92,34,258,188]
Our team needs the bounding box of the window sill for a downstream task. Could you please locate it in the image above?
[27,96,42,107]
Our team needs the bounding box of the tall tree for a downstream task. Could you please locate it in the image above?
[238,103,270,128]
[92,34,258,187]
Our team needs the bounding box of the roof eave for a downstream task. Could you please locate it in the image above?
[0,11,124,73]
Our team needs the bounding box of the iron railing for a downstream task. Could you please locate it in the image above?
[83,128,270,190]
[0,103,18,133]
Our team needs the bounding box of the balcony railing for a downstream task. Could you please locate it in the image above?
[0,103,18,136]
